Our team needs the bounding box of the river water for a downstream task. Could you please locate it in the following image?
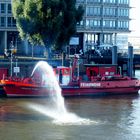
[0,71,140,140]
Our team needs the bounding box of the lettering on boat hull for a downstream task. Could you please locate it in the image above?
[80,82,101,88]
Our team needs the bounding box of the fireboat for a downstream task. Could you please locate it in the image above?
[1,54,140,97]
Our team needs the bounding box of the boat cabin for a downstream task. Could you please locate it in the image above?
[54,66,71,85]
[84,64,118,80]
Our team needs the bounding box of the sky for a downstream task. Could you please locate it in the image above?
[129,0,140,37]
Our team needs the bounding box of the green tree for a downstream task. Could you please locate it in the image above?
[12,0,84,50]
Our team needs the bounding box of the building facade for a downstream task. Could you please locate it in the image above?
[0,0,130,57]
[0,0,46,57]
[75,0,130,54]
[0,0,16,54]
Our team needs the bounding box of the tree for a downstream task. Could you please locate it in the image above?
[12,0,84,50]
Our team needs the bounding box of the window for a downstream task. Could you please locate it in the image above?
[76,0,84,3]
[110,0,116,3]
[87,7,94,16]
[103,20,116,28]
[8,4,11,14]
[118,8,129,17]
[103,7,116,16]
[93,20,100,27]
[118,0,129,4]
[87,7,100,16]
[0,3,6,14]
[118,20,129,29]
[7,17,16,27]
[86,19,100,28]
[103,0,116,3]
[87,0,101,3]
[77,20,84,26]
[8,17,12,27]
[94,7,100,15]
[0,17,5,27]
[110,20,115,27]
[104,34,112,43]
[86,19,90,28]
[13,18,16,27]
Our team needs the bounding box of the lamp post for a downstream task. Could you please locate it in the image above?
[10,50,13,76]
[4,41,17,77]
[10,41,15,76]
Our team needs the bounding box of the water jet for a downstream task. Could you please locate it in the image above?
[28,61,93,125]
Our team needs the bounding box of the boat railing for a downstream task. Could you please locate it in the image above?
[100,75,132,81]
[88,74,133,82]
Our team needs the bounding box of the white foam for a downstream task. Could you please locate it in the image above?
[28,103,97,126]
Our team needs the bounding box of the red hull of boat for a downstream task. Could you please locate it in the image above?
[2,86,140,97]
[62,86,139,96]
[2,79,140,97]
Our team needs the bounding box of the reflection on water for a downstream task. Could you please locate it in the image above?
[129,99,140,138]
[0,95,140,140]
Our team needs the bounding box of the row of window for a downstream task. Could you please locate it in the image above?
[118,0,129,4]
[86,7,129,17]
[103,0,129,4]
[86,0,101,2]
[103,7,116,16]
[0,17,16,27]
[85,19,129,29]
[103,8,129,16]
[118,9,129,17]
[118,20,129,28]
[77,0,129,4]
[84,33,112,45]
[103,20,116,27]
[1,1,130,17]
[86,19,101,27]
[86,7,100,16]
[0,3,11,14]
[103,0,116,3]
